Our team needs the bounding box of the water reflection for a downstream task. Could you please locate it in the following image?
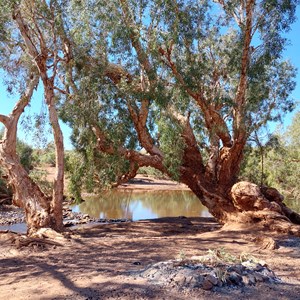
[72,190,210,221]
[0,223,27,233]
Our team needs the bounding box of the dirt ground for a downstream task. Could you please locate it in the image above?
[117,175,191,191]
[1,175,300,299]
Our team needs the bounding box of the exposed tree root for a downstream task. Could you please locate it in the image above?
[0,228,68,251]
[228,182,300,237]
[12,236,64,249]
[225,211,300,237]
[0,197,12,205]
[252,236,279,250]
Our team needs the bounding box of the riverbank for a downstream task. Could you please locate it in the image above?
[0,174,192,228]
[117,174,191,191]
[1,173,300,299]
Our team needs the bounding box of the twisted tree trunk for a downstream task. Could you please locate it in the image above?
[0,75,63,235]
[180,166,300,236]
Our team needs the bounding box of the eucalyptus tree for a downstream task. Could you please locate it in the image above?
[264,112,300,201]
[0,0,70,234]
[63,0,300,232]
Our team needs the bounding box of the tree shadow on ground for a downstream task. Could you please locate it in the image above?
[1,217,300,299]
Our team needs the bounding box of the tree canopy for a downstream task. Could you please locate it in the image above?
[58,0,298,197]
[0,0,300,234]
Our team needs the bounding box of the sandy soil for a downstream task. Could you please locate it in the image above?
[1,218,300,300]
[1,173,300,299]
[117,175,191,191]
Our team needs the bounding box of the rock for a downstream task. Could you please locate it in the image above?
[143,268,158,279]
[206,274,218,285]
[253,272,264,282]
[227,264,245,274]
[188,276,202,288]
[261,268,275,278]
[136,258,281,292]
[228,272,242,285]
[241,260,257,269]
[242,275,250,285]
[173,273,186,286]
[248,274,256,285]
[254,263,265,271]
[202,278,214,290]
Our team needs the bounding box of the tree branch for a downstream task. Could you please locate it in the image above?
[13,8,40,59]
[11,74,39,119]
[0,74,39,153]
[159,47,232,147]
[233,0,254,142]
[168,108,205,173]
[119,0,156,83]
[92,124,165,172]
[126,98,163,157]
[0,115,9,127]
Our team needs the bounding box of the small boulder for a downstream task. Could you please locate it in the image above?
[228,272,242,285]
[206,274,218,285]
[202,278,214,290]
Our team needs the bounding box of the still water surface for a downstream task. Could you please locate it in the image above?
[2,192,299,233]
[73,191,300,220]
[72,190,211,220]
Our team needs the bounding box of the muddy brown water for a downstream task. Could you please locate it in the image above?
[72,190,211,220]
[1,191,299,233]
[73,191,300,220]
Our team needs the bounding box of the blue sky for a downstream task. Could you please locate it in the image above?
[275,5,300,128]
[1,6,300,149]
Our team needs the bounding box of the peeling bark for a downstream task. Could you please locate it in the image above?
[0,75,60,234]
[10,3,65,232]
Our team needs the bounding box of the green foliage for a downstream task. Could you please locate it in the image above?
[59,0,298,197]
[65,139,134,201]
[157,116,185,180]
[138,166,168,179]
[16,139,34,171]
[32,143,56,167]
[264,115,300,200]
[240,112,300,201]
[1,0,298,201]
[239,145,262,185]
[29,169,53,196]
[65,151,85,201]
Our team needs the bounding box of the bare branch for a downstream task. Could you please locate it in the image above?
[159,46,199,100]
[92,124,165,171]
[11,74,39,119]
[13,8,40,59]
[0,73,39,151]
[126,98,163,157]
[0,115,9,127]
[53,86,69,95]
